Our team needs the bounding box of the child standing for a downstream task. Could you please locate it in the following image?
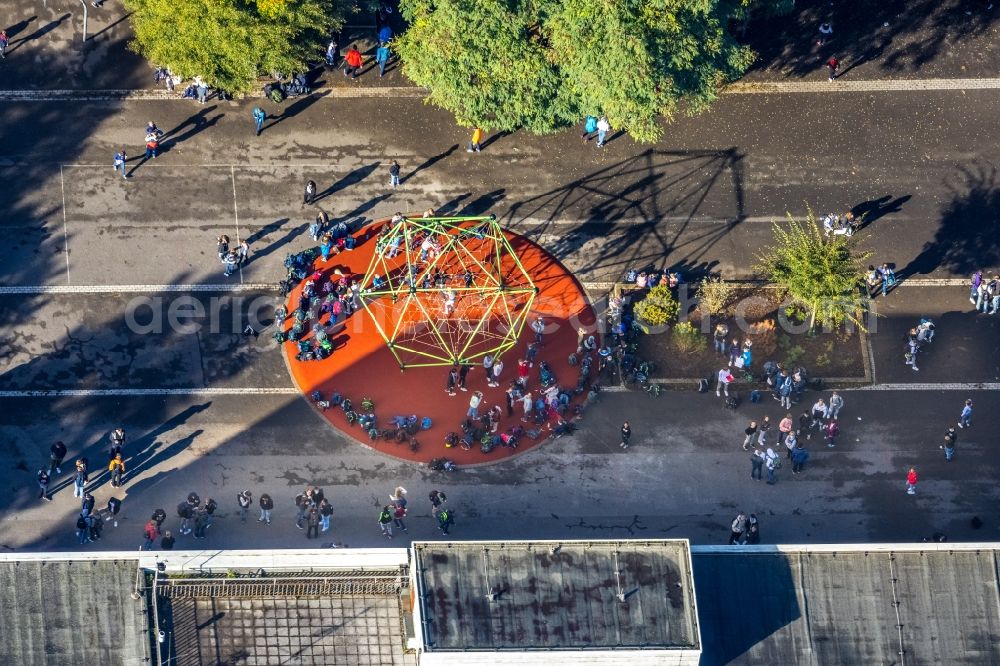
[467,127,483,153]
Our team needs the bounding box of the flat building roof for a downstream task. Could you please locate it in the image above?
[413,539,700,652]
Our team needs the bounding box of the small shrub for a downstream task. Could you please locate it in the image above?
[697,277,735,316]
[746,318,777,356]
[783,343,805,366]
[784,303,808,325]
[671,321,706,353]
[837,328,856,342]
[634,284,680,328]
[815,352,831,368]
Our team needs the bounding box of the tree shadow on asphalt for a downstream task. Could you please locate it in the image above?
[900,164,1000,277]
[744,0,999,78]
[498,148,746,282]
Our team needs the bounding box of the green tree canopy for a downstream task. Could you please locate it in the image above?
[756,210,873,332]
[124,0,345,94]
[396,0,562,133]
[396,0,755,141]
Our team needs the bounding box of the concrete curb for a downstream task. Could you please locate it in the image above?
[726,78,1000,94]
[580,278,969,291]
[0,87,429,102]
[3,78,1000,102]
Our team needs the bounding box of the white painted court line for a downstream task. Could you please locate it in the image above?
[0,284,278,295]
[231,164,244,285]
[849,383,1000,391]
[59,165,71,284]
[0,387,300,398]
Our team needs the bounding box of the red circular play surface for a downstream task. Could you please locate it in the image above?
[280,217,596,465]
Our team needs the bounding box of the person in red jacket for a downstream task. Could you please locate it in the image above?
[906,468,918,495]
[827,56,839,82]
[343,45,364,78]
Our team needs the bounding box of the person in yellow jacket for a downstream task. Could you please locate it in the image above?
[467,127,483,153]
[109,453,125,488]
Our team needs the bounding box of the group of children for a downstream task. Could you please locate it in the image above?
[970,271,1000,314]
[377,487,454,539]
[310,211,356,261]
[742,392,846,487]
[216,235,251,277]
[865,263,898,297]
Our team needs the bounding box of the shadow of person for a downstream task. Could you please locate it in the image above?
[5,16,37,40]
[402,145,458,184]
[265,89,331,131]
[314,161,381,203]
[601,129,627,146]
[125,403,212,466]
[479,131,511,150]
[9,13,69,52]
[851,194,912,227]
[162,106,224,148]
[244,219,309,265]
[436,193,471,214]
[458,189,507,216]
[124,428,205,485]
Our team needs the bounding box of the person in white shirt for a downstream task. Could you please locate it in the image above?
[716,368,733,397]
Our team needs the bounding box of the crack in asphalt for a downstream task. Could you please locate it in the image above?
[564,515,648,535]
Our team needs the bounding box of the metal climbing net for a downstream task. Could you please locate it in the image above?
[360,214,537,369]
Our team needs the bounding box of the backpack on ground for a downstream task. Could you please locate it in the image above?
[725,392,740,410]
[698,378,710,393]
